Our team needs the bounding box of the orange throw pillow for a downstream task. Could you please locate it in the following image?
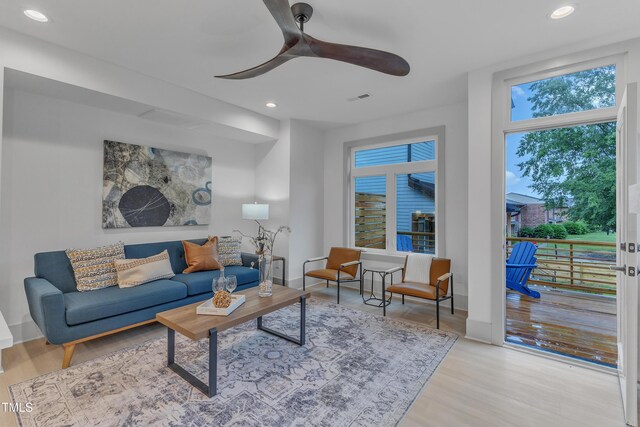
[182,237,222,273]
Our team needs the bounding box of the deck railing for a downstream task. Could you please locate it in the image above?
[506,237,616,295]
[397,231,436,254]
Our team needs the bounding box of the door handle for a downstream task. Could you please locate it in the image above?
[610,265,627,273]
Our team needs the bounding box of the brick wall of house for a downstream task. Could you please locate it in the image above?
[521,204,547,228]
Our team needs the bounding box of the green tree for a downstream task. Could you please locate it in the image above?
[516,66,616,231]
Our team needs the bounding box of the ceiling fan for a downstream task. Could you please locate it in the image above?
[215,0,410,79]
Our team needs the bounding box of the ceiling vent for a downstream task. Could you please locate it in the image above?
[347,93,371,102]
[138,109,209,129]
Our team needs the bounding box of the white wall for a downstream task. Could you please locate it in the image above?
[253,120,291,282]
[466,37,640,344]
[0,27,279,143]
[323,103,469,307]
[288,120,325,285]
[252,119,325,286]
[0,88,258,342]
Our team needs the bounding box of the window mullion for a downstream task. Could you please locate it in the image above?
[386,171,396,252]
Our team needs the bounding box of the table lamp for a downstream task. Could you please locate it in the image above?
[242,203,269,253]
[242,203,269,221]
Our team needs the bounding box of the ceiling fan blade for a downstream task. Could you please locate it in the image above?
[263,0,301,45]
[215,52,293,80]
[306,36,410,76]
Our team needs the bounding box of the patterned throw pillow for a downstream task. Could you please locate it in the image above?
[114,250,175,288]
[215,236,243,266]
[182,237,222,273]
[66,242,125,292]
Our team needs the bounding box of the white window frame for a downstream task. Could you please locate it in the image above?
[490,51,626,348]
[348,135,442,256]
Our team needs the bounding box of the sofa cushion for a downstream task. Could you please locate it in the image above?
[182,238,222,273]
[34,251,79,293]
[124,239,207,274]
[114,250,175,288]
[64,279,187,326]
[217,236,243,266]
[66,242,125,292]
[172,266,259,296]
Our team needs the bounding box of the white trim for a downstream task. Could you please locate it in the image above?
[347,135,444,257]
[504,343,617,375]
[8,319,42,345]
[491,48,628,348]
[465,319,493,343]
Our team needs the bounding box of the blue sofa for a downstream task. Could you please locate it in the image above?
[24,239,259,368]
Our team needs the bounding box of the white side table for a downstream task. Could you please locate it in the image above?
[0,311,13,373]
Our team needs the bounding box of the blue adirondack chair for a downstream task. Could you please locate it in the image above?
[506,241,540,298]
[397,235,414,252]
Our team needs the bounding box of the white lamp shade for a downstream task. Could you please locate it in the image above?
[242,203,269,220]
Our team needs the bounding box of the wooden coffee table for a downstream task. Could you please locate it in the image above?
[156,286,310,397]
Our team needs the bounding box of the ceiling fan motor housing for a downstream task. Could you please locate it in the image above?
[291,2,313,24]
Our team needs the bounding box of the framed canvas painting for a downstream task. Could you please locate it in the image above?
[102,140,212,228]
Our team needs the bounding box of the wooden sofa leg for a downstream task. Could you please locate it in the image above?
[62,344,76,369]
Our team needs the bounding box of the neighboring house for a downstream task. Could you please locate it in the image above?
[506,192,569,235]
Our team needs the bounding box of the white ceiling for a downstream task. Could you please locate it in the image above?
[1,0,639,129]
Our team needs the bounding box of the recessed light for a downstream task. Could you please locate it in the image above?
[265,102,277,108]
[24,9,49,22]
[550,5,576,20]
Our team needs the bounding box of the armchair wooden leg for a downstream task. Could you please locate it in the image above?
[62,344,76,369]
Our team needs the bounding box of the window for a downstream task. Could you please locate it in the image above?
[511,64,616,122]
[350,138,440,255]
[354,140,435,167]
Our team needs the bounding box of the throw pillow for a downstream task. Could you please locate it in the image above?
[66,242,125,292]
[216,236,243,266]
[182,237,222,273]
[114,250,175,288]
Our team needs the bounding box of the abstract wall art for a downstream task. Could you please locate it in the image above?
[102,140,212,229]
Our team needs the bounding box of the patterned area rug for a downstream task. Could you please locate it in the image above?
[9,299,457,427]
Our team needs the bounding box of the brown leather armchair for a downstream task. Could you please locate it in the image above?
[385,257,453,328]
[303,247,363,304]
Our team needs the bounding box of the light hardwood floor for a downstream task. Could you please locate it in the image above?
[0,285,629,427]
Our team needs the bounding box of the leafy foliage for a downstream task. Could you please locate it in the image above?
[519,227,535,238]
[562,220,588,235]
[516,66,616,231]
[532,224,553,238]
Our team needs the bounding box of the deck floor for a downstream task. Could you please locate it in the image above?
[506,287,617,367]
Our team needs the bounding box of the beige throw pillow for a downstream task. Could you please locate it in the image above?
[114,250,175,288]
[66,242,125,292]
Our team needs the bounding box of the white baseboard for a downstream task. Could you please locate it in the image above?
[9,319,43,345]
[286,276,305,290]
[465,318,492,343]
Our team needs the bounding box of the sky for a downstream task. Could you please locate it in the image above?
[506,82,541,198]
